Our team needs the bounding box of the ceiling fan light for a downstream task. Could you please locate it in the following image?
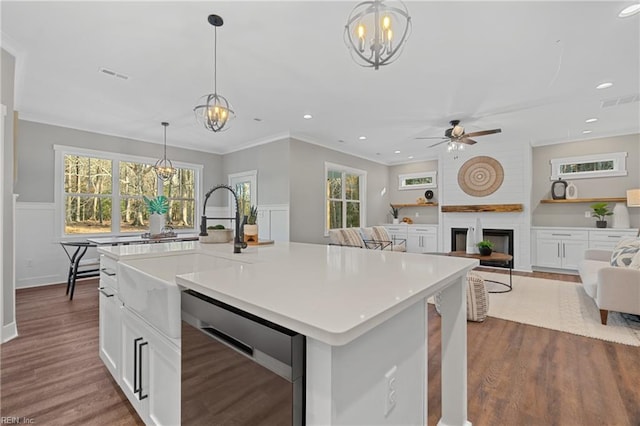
[619,3,640,17]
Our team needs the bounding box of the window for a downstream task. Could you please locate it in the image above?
[55,145,202,236]
[398,171,437,190]
[550,152,627,180]
[325,162,366,234]
[228,170,257,219]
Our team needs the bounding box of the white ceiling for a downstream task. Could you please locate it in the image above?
[2,1,639,165]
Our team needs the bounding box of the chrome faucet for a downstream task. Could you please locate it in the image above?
[200,184,248,253]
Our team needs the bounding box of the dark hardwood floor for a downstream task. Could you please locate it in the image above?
[2,270,638,425]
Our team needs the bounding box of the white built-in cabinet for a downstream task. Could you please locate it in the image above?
[99,254,180,426]
[532,227,638,271]
[384,224,438,254]
[407,226,438,254]
[98,255,121,379]
[121,308,180,426]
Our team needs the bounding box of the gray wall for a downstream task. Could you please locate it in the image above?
[15,120,224,203]
[222,138,290,206]
[388,160,439,224]
[532,134,640,227]
[2,48,16,329]
[289,138,389,244]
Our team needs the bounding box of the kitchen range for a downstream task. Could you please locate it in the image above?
[97,240,476,425]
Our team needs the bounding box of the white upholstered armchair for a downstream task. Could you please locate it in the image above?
[578,248,640,325]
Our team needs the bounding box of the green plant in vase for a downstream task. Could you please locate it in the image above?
[244,205,259,243]
[144,195,169,235]
[590,202,612,228]
[476,240,494,256]
[389,204,399,223]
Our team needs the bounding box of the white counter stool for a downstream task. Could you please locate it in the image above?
[60,241,100,300]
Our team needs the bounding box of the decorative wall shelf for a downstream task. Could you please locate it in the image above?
[392,203,438,208]
[441,204,524,213]
[540,197,626,204]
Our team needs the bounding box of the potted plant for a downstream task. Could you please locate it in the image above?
[590,202,613,228]
[200,224,233,244]
[143,195,169,236]
[476,240,494,256]
[244,205,259,243]
[389,204,400,224]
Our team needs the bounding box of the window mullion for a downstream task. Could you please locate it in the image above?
[112,160,121,234]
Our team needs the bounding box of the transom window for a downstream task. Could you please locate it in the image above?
[325,162,366,234]
[550,152,627,180]
[56,145,202,236]
[398,171,437,190]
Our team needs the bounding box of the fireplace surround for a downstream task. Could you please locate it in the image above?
[451,227,514,269]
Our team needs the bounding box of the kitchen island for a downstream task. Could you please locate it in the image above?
[98,241,477,425]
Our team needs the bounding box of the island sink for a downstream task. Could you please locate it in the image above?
[118,253,246,338]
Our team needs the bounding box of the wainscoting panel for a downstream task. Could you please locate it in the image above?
[257,204,290,242]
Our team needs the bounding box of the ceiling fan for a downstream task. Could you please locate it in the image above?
[416,120,502,148]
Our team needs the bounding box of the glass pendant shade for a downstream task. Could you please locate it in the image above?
[194,14,234,132]
[344,0,412,70]
[154,122,176,181]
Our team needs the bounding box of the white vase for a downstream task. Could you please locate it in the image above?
[149,213,165,236]
[466,226,477,254]
[612,202,630,229]
[392,218,399,224]
[475,218,483,250]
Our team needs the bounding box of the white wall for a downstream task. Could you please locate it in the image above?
[438,140,533,270]
[388,160,439,224]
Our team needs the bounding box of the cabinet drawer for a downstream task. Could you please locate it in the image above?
[409,226,437,235]
[100,255,118,274]
[385,226,406,233]
[588,230,637,242]
[536,230,588,240]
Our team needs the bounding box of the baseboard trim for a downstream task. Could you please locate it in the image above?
[2,321,18,343]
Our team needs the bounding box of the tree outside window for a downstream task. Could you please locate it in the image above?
[326,164,366,232]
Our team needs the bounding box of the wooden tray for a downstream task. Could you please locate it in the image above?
[247,240,274,246]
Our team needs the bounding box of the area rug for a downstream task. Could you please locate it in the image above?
[476,271,640,347]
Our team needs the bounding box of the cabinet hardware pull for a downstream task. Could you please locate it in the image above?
[133,337,143,395]
[557,243,560,258]
[98,287,114,298]
[551,233,571,236]
[607,235,620,238]
[138,341,148,400]
[101,268,116,277]
[563,243,566,258]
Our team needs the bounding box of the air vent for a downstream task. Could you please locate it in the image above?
[601,93,639,108]
[98,67,130,81]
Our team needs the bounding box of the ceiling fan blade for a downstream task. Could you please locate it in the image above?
[459,138,477,145]
[464,128,502,138]
[428,140,449,148]
[415,136,448,140]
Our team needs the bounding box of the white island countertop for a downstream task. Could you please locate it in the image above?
[100,241,477,346]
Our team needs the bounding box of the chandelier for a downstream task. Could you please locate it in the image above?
[194,14,235,132]
[344,0,412,70]
[154,122,177,181]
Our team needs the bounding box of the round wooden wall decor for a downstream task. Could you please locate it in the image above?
[457,156,504,197]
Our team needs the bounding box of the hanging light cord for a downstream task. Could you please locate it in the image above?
[213,25,218,94]
[163,124,168,160]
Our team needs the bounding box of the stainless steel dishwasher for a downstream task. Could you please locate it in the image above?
[181,289,305,425]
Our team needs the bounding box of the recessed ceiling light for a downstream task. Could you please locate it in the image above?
[619,3,640,17]
[408,156,414,159]
[585,118,598,123]
[582,130,593,134]
[303,114,313,119]
[394,150,401,154]
[358,136,367,140]
[596,82,613,89]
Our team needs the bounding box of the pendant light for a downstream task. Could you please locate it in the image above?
[194,14,235,132]
[344,0,412,70]
[154,122,177,181]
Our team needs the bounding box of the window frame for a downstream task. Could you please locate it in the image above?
[549,152,627,180]
[54,145,203,238]
[324,162,367,236]
[398,171,437,190]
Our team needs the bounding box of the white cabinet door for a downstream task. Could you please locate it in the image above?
[535,239,562,268]
[562,240,589,270]
[146,328,180,426]
[121,309,180,426]
[99,287,121,381]
[121,310,149,419]
[406,234,421,253]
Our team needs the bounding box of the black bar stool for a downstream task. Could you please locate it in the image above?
[60,241,100,300]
